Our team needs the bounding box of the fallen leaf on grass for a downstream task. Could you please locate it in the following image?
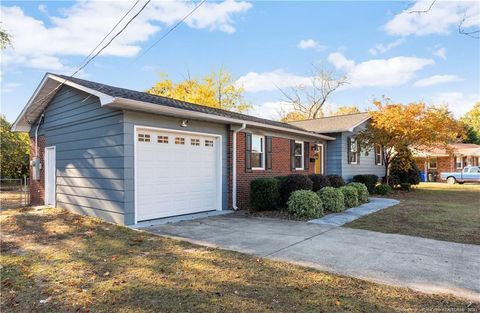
[39,296,52,304]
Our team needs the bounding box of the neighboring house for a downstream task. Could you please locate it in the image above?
[289,112,386,181]
[413,143,480,181]
[12,73,333,225]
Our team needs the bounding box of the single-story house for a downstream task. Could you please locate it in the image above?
[289,112,386,181]
[12,73,334,225]
[413,143,480,181]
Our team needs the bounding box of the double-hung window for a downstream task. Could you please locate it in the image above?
[374,144,382,165]
[348,138,358,164]
[251,135,264,169]
[428,158,437,169]
[456,157,463,169]
[294,141,304,170]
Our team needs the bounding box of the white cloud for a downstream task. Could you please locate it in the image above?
[328,52,434,87]
[38,4,47,14]
[0,0,251,71]
[1,82,22,93]
[413,74,462,87]
[252,101,292,120]
[235,70,312,92]
[369,38,405,55]
[298,39,325,51]
[429,92,479,117]
[433,47,447,60]
[385,1,479,36]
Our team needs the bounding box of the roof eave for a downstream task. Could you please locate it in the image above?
[108,97,335,141]
[11,74,114,132]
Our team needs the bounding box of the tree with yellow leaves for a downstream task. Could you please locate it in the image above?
[147,69,251,113]
[357,99,464,183]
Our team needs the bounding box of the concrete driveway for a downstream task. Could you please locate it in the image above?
[140,215,480,301]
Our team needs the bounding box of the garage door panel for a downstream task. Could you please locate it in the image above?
[136,128,220,221]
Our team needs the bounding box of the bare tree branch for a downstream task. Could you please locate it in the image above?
[278,66,348,120]
[458,12,480,39]
[408,0,437,14]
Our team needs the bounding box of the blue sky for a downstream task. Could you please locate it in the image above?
[1,0,479,123]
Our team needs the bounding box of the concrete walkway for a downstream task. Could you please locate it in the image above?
[141,215,480,301]
[309,197,400,226]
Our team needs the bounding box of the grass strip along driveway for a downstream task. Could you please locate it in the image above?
[1,207,478,312]
[346,183,480,245]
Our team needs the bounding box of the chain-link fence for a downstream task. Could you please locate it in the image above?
[0,178,30,209]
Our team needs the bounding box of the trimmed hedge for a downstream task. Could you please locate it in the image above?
[287,190,323,218]
[309,174,331,192]
[352,175,379,193]
[317,187,345,212]
[374,184,392,195]
[400,183,412,191]
[250,178,280,211]
[326,175,345,188]
[340,186,359,208]
[347,182,369,203]
[280,174,313,204]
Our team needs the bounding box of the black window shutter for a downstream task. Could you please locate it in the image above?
[290,140,296,171]
[245,133,252,172]
[356,139,360,164]
[304,142,309,170]
[347,137,352,164]
[266,136,273,171]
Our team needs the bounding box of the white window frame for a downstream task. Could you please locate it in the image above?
[456,156,463,169]
[251,134,265,170]
[374,144,383,166]
[428,157,437,169]
[349,138,358,165]
[294,141,304,170]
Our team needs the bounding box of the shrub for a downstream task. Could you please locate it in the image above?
[400,183,412,192]
[280,174,313,204]
[309,174,331,192]
[250,178,280,211]
[326,174,345,188]
[389,148,421,186]
[287,190,323,218]
[317,187,345,212]
[340,186,359,208]
[347,182,369,203]
[374,184,392,195]
[352,175,379,193]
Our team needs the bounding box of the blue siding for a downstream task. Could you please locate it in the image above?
[32,86,127,224]
[325,123,386,181]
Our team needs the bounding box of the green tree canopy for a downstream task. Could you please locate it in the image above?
[461,102,480,144]
[0,115,30,178]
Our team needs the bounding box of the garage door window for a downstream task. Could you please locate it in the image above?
[191,138,200,146]
[138,134,150,142]
[205,140,214,147]
[175,137,185,145]
[157,136,168,143]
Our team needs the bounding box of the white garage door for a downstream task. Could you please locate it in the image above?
[135,127,221,222]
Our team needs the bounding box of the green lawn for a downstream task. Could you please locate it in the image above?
[2,207,478,312]
[346,183,480,245]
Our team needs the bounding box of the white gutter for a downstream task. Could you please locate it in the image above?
[107,98,335,141]
[232,123,246,210]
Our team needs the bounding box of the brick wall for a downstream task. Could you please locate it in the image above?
[230,131,315,210]
[29,136,45,205]
[415,156,468,181]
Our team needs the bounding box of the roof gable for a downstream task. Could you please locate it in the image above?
[288,112,371,133]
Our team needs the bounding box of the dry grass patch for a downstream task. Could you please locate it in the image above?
[1,207,478,312]
[346,183,480,245]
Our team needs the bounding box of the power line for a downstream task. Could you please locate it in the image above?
[135,0,208,61]
[77,0,141,71]
[24,0,151,123]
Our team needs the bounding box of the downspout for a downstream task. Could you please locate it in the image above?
[232,123,246,210]
[35,113,45,157]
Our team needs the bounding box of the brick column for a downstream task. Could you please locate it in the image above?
[29,136,45,205]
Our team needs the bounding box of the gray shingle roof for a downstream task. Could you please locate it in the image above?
[288,112,371,133]
[56,74,306,131]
